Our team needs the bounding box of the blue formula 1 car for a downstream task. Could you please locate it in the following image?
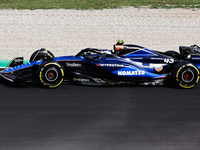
[1,40,200,88]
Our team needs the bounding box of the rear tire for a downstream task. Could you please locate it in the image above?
[172,62,199,88]
[37,61,64,88]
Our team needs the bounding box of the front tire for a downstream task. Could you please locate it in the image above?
[37,61,64,88]
[173,62,199,88]
[30,48,54,62]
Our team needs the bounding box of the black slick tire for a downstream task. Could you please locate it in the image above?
[37,61,64,88]
[172,61,199,88]
[30,49,54,62]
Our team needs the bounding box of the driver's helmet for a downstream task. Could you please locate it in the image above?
[99,49,112,59]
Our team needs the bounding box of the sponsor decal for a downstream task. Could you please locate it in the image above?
[118,70,145,76]
[93,78,105,83]
[164,58,174,64]
[96,64,125,67]
[14,59,23,63]
[144,82,158,86]
[73,78,89,82]
[154,64,163,72]
[66,62,82,67]
[192,57,200,60]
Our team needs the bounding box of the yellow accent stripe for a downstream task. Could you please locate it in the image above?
[44,62,61,68]
[39,65,64,88]
[179,83,195,89]
[61,68,64,76]
[178,64,200,88]
[45,49,53,58]
[49,78,64,88]
[176,67,182,81]
[49,68,64,88]
[39,69,46,85]
[196,76,200,84]
[186,64,200,84]
[176,67,182,78]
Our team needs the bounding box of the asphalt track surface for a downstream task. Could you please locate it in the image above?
[0,78,200,150]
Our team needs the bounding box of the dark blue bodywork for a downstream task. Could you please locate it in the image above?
[1,43,200,88]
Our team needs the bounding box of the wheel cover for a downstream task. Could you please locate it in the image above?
[45,67,58,82]
[181,69,194,83]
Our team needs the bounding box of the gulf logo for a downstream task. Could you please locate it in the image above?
[154,65,163,72]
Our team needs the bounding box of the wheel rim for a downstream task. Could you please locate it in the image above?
[181,69,194,83]
[45,67,58,82]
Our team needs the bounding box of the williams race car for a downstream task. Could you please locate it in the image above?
[1,40,200,88]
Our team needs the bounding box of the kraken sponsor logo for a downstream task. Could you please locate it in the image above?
[73,78,89,82]
[97,64,125,67]
[118,70,145,76]
[66,62,82,67]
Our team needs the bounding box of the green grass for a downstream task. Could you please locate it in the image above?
[0,0,200,9]
[0,60,29,68]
